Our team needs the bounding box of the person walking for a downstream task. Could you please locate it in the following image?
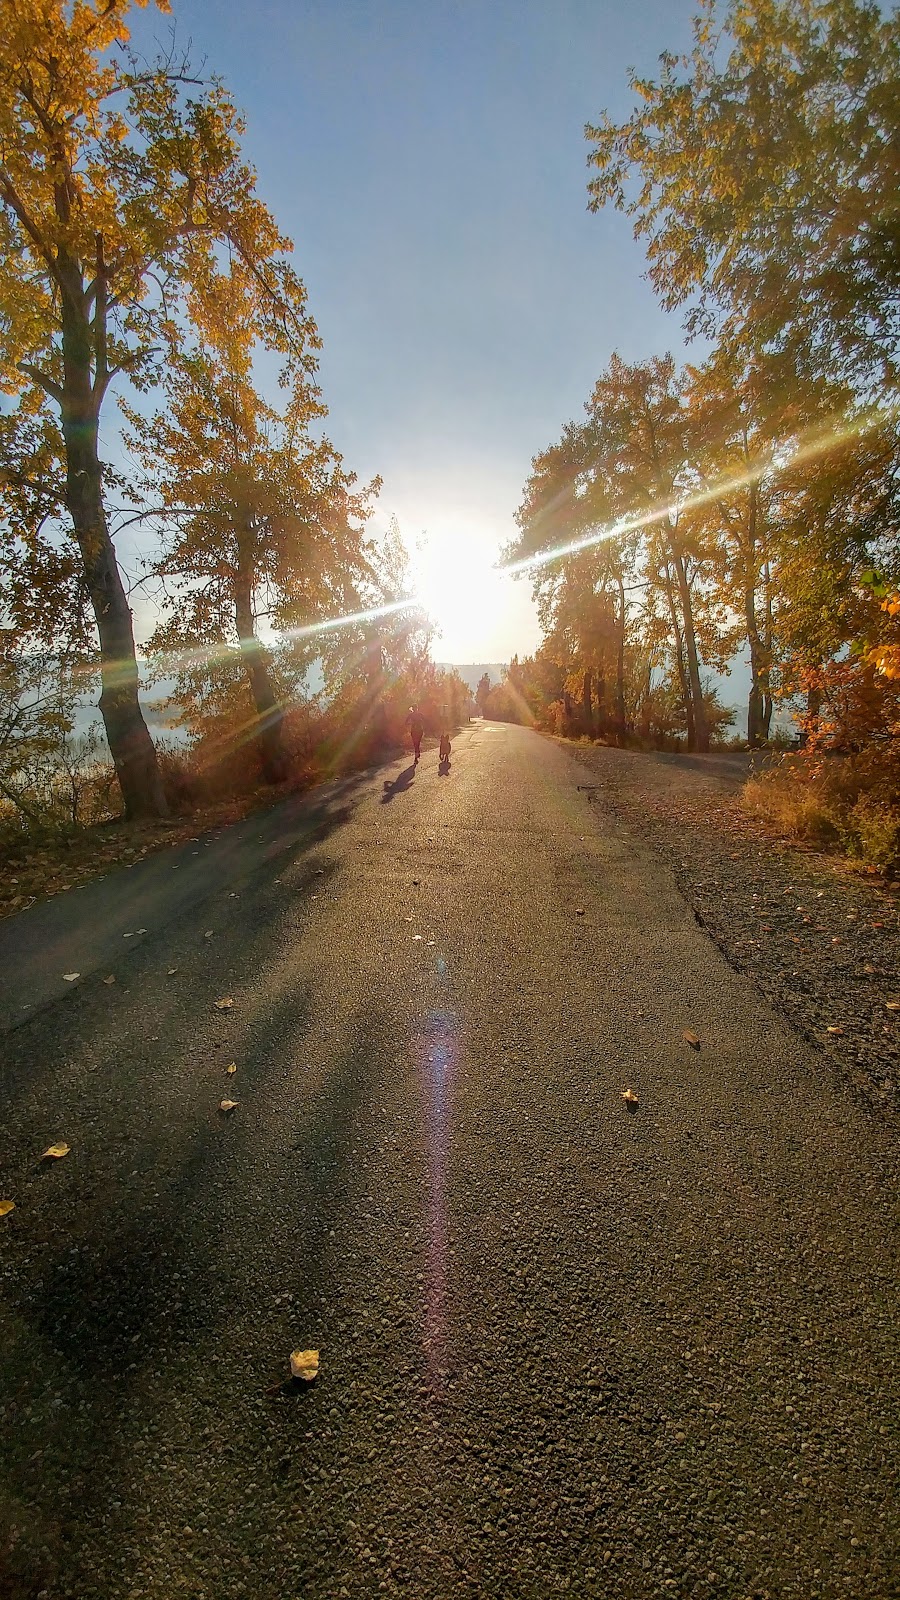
[409,707,424,764]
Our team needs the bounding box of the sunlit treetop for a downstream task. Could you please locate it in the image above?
[0,0,316,408]
[586,0,900,393]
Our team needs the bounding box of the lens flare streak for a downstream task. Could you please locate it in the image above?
[500,403,898,580]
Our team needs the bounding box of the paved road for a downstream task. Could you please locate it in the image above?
[0,723,896,1600]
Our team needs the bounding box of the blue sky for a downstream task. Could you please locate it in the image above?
[126,0,701,663]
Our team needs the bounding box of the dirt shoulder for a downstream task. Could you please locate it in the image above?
[556,738,900,1114]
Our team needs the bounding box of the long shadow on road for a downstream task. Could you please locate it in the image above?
[0,771,372,1033]
[0,807,402,1598]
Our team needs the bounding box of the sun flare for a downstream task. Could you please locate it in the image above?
[411,525,506,659]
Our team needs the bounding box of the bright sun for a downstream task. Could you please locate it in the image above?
[411,525,506,660]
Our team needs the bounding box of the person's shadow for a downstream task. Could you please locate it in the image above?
[381,763,416,803]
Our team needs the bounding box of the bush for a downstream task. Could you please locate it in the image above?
[742,746,900,873]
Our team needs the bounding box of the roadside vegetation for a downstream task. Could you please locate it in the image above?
[497,0,899,875]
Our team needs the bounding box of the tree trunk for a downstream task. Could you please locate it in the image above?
[59,271,167,821]
[662,559,696,751]
[582,668,593,732]
[671,546,708,752]
[616,575,627,740]
[234,564,287,784]
[761,692,774,740]
[743,498,767,748]
[800,681,822,747]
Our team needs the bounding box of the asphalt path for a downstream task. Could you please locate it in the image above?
[0,723,896,1600]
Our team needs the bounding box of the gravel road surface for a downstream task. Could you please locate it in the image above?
[0,723,896,1600]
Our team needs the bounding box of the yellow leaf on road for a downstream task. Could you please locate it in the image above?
[682,1029,701,1049]
[42,1143,70,1159]
[214,998,234,1010]
[290,1349,319,1382]
[621,1088,639,1106]
[102,975,116,986]
[827,1025,844,1036]
[0,1200,15,1217]
[62,973,79,982]
[219,1099,238,1113]
[225,1062,237,1075]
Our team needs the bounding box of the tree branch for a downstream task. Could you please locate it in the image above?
[92,234,109,400]
[0,168,59,281]
[18,363,64,405]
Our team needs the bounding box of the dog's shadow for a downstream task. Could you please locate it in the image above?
[382,763,417,803]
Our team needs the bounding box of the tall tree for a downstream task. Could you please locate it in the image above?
[0,0,318,816]
[129,318,376,784]
[513,354,719,749]
[681,350,821,744]
[586,0,900,393]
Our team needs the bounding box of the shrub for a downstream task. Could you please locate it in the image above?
[742,747,900,873]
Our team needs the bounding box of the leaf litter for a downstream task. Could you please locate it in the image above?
[290,1349,319,1382]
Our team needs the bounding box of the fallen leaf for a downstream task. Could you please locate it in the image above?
[290,1348,319,1382]
[682,1030,701,1049]
[102,975,116,986]
[0,1200,14,1217]
[827,1025,844,1036]
[412,934,423,941]
[204,930,214,939]
[214,997,234,1010]
[621,1088,639,1107]
[136,928,147,935]
[62,973,79,982]
[575,907,585,916]
[167,968,178,975]
[887,1001,900,1012]
[42,1142,70,1160]
[225,1062,237,1075]
[219,1099,239,1113]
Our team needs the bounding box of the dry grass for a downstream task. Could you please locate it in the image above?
[742,750,900,875]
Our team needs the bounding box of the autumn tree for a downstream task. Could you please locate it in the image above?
[586,0,900,393]
[512,354,722,749]
[679,349,839,744]
[128,288,376,784]
[0,0,323,817]
[475,672,492,715]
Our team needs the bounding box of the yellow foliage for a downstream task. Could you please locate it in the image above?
[868,594,900,681]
